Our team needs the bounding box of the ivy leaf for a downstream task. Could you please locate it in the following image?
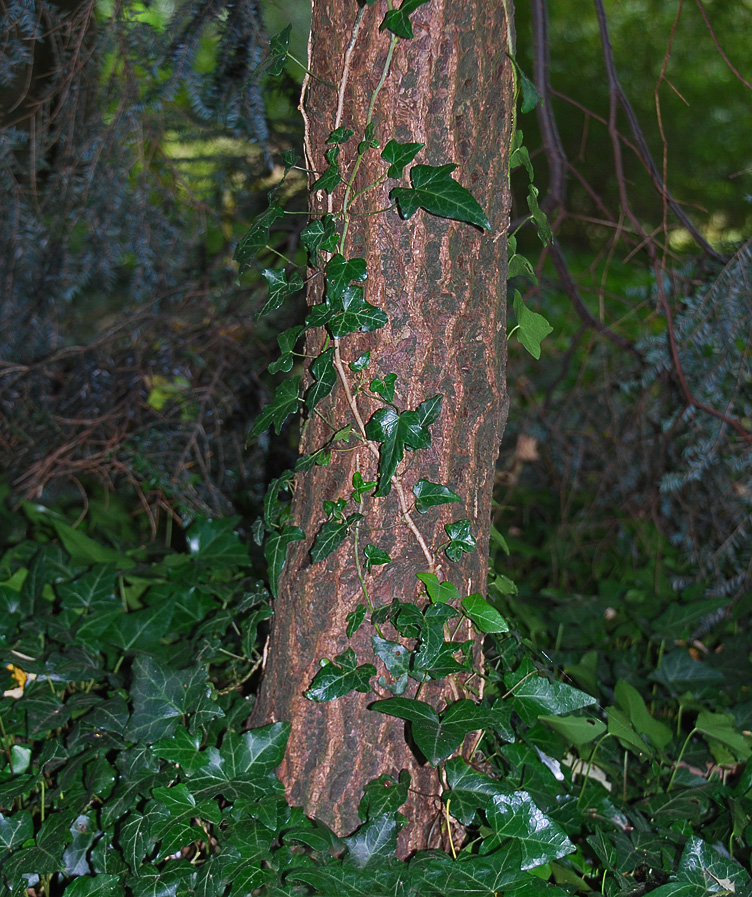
[258,268,304,318]
[373,698,495,765]
[346,604,367,638]
[527,183,553,245]
[301,214,339,265]
[381,139,425,178]
[306,348,337,411]
[351,471,377,502]
[266,25,291,76]
[516,66,542,114]
[380,0,430,39]
[370,373,397,403]
[510,130,534,181]
[0,810,33,851]
[312,147,342,194]
[268,325,304,374]
[372,636,411,694]
[344,815,398,869]
[461,594,509,633]
[264,525,304,598]
[487,790,574,869]
[349,351,371,372]
[329,286,389,337]
[326,254,368,301]
[445,519,476,561]
[412,479,461,513]
[305,649,376,702]
[505,659,597,726]
[358,771,410,822]
[508,252,538,284]
[416,572,461,605]
[234,204,284,270]
[366,396,442,497]
[364,544,392,573]
[539,714,606,746]
[311,513,362,564]
[328,126,354,144]
[249,377,301,439]
[513,291,553,360]
[263,470,294,530]
[281,149,299,173]
[391,164,490,230]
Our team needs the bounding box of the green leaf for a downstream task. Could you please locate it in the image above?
[152,727,207,775]
[186,517,249,566]
[301,214,339,265]
[281,149,299,173]
[508,252,538,284]
[325,254,367,300]
[673,835,751,894]
[306,347,337,411]
[391,164,490,229]
[443,757,512,825]
[249,377,301,439]
[191,725,289,801]
[539,714,606,745]
[695,710,751,761]
[45,518,134,569]
[264,525,304,598]
[366,396,442,497]
[364,544,391,573]
[328,126,354,144]
[358,121,379,155]
[266,25,291,76]
[510,130,534,181]
[380,0,430,38]
[412,480,461,513]
[345,815,398,868]
[370,373,397,403]
[607,706,653,757]
[62,875,123,897]
[445,519,476,561]
[381,139,425,178]
[614,679,673,750]
[0,811,33,852]
[518,68,542,114]
[372,635,411,693]
[307,284,388,338]
[351,471,377,502]
[305,650,376,702]
[513,291,553,359]
[373,698,495,765]
[259,267,304,318]
[527,183,553,245]
[358,771,410,822]
[349,351,371,371]
[312,146,342,194]
[416,572,461,605]
[311,514,362,564]
[506,660,597,725]
[461,594,509,633]
[487,790,574,869]
[346,604,367,638]
[234,204,284,270]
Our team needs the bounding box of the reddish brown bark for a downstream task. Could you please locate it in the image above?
[250,0,514,853]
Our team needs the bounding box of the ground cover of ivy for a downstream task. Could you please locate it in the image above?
[0,491,750,897]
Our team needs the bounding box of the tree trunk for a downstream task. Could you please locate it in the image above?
[250,0,514,853]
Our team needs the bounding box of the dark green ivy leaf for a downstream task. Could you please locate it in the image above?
[461,594,509,634]
[505,658,597,726]
[258,268,304,318]
[328,126,354,144]
[527,183,553,245]
[268,325,303,375]
[510,130,534,181]
[412,479,461,513]
[445,519,476,561]
[306,347,337,411]
[366,395,443,496]
[311,513,363,563]
[326,254,368,301]
[391,164,490,229]
[307,284,388,338]
[381,0,430,38]
[346,603,367,638]
[266,25,291,76]
[364,543,391,572]
[249,377,301,439]
[487,790,574,869]
[349,350,371,371]
[305,649,376,702]
[312,146,342,194]
[264,525,304,598]
[301,214,340,265]
[234,204,284,270]
[344,814,398,869]
[381,138,425,178]
[358,771,410,823]
[370,373,397,403]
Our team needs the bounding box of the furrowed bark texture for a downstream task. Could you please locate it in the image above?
[250,0,514,853]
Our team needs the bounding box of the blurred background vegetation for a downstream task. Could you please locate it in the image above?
[0,0,750,622]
